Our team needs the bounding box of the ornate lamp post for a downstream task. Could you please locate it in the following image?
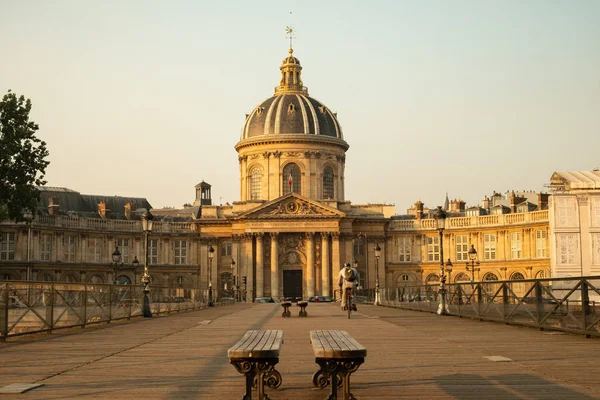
[374,243,381,305]
[445,258,453,284]
[208,244,215,307]
[465,245,480,287]
[141,210,154,318]
[132,256,139,286]
[230,259,236,302]
[111,243,123,284]
[433,206,450,315]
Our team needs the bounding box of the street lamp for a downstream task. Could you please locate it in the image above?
[374,243,381,305]
[465,245,480,287]
[230,259,236,302]
[111,243,123,284]
[433,206,450,315]
[132,256,139,286]
[208,244,215,307]
[141,210,154,318]
[445,258,453,283]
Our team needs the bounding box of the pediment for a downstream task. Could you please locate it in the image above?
[236,193,345,220]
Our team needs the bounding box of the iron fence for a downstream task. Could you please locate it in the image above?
[0,281,234,341]
[371,276,600,338]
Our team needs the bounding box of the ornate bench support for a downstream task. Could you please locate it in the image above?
[298,301,308,317]
[230,357,281,400]
[281,302,291,317]
[314,357,364,400]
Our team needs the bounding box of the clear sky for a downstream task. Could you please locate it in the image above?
[1,1,599,212]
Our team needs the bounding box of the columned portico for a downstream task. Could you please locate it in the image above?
[270,232,279,299]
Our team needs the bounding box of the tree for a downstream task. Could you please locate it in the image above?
[0,90,49,222]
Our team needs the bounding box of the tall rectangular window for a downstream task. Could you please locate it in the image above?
[354,239,364,257]
[174,240,187,265]
[40,233,52,261]
[556,197,576,228]
[427,236,440,262]
[510,232,522,259]
[117,238,130,263]
[557,234,578,265]
[536,230,547,258]
[0,232,16,261]
[88,237,102,263]
[148,239,158,264]
[221,241,232,257]
[592,197,600,227]
[250,168,262,200]
[397,237,411,262]
[63,235,76,262]
[455,235,468,261]
[484,234,496,260]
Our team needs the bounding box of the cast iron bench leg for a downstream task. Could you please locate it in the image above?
[315,358,364,400]
[231,357,281,400]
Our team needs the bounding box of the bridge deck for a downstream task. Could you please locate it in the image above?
[0,303,598,399]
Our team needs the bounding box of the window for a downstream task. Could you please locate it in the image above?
[0,232,16,261]
[148,239,158,264]
[283,163,301,195]
[536,230,547,258]
[397,274,410,286]
[427,236,440,262]
[455,235,468,261]
[592,197,600,227]
[63,235,75,262]
[484,234,496,260]
[511,272,525,280]
[483,273,499,281]
[250,168,262,200]
[592,234,600,265]
[117,238,130,263]
[323,167,334,199]
[221,241,232,257]
[510,232,522,259]
[556,197,576,228]
[557,234,578,265]
[88,237,102,263]
[426,274,440,283]
[174,240,187,265]
[455,273,470,282]
[40,233,52,261]
[397,237,411,262]
[353,239,364,256]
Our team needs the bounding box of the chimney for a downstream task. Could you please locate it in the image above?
[458,200,466,212]
[48,197,60,216]
[482,195,490,210]
[98,201,110,219]
[537,193,549,210]
[124,202,132,220]
[510,190,516,213]
[415,200,424,220]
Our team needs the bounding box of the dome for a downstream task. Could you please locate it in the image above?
[239,48,345,142]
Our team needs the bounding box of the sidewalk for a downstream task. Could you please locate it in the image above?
[1,302,598,399]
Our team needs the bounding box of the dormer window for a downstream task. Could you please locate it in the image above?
[288,103,295,113]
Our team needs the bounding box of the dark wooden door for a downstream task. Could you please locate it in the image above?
[283,270,303,300]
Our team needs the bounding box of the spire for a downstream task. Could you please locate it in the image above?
[444,192,450,210]
[275,27,307,95]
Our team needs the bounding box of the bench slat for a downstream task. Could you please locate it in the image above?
[310,330,366,359]
[228,330,284,359]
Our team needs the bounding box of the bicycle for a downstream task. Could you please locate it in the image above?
[343,286,354,319]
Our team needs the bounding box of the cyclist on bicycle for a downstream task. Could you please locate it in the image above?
[338,262,359,311]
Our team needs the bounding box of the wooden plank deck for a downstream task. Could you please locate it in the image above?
[0,302,599,399]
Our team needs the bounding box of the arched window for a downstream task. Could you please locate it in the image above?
[510,272,525,280]
[396,274,411,286]
[536,270,547,279]
[250,168,262,200]
[426,274,440,284]
[455,273,470,282]
[323,167,334,199]
[483,273,499,281]
[283,163,301,195]
[116,276,131,285]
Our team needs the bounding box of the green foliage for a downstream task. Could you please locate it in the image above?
[0,90,49,222]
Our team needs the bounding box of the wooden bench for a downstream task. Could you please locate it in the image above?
[310,330,366,400]
[228,330,284,400]
[297,301,308,317]
[280,301,292,317]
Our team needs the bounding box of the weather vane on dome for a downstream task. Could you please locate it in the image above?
[285,25,295,51]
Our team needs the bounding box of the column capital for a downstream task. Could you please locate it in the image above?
[305,232,315,239]
[320,232,330,239]
[270,232,279,239]
[331,232,340,240]
[255,232,264,242]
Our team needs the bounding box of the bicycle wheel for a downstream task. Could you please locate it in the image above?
[347,298,351,319]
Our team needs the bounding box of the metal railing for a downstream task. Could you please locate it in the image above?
[366,276,600,338]
[0,281,234,341]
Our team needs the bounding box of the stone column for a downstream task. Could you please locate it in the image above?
[256,233,264,298]
[321,233,330,296]
[305,232,315,298]
[332,232,341,276]
[270,233,279,299]
[245,234,254,302]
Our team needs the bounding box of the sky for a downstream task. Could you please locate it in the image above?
[1,0,599,212]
